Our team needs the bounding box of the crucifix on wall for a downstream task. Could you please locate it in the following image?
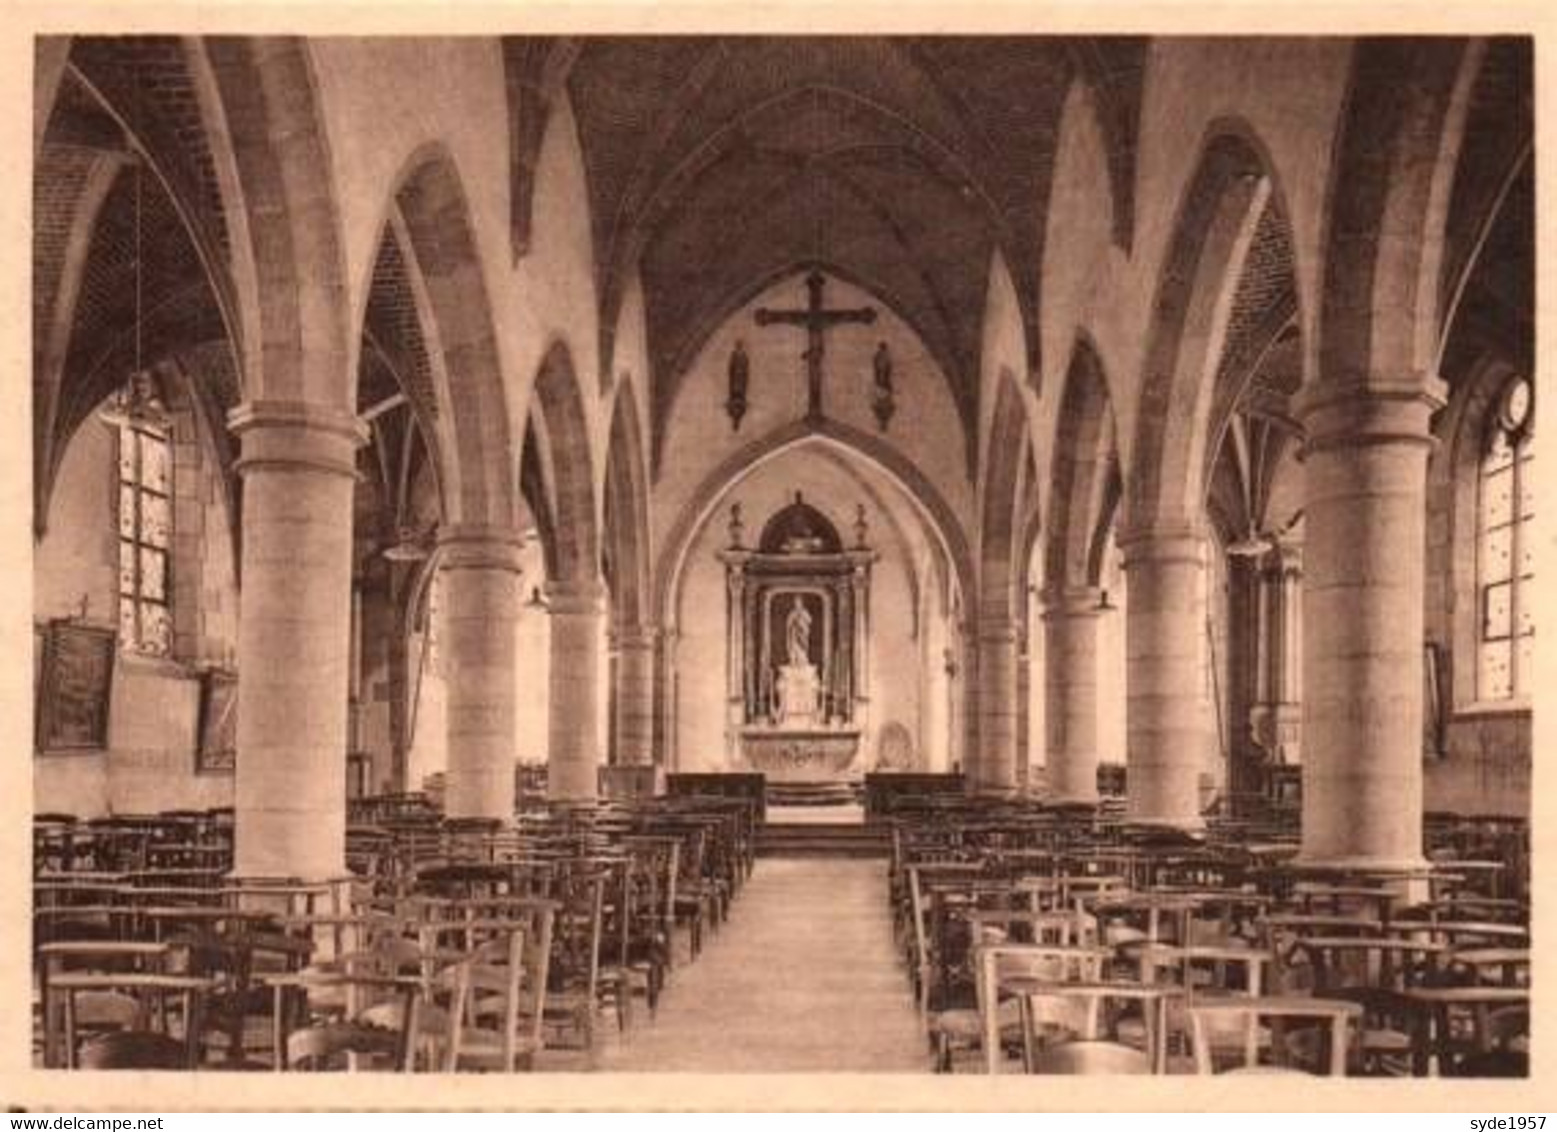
[755,271,877,421]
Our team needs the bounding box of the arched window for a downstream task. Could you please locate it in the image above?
[1476,375,1534,701]
[108,374,173,657]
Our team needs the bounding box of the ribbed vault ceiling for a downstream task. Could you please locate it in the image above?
[505,36,1148,457]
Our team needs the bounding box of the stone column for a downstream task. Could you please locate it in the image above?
[229,402,366,881]
[724,561,749,745]
[1014,625,1031,790]
[385,568,413,792]
[851,558,873,727]
[547,579,607,800]
[1041,585,1104,804]
[1120,527,1209,828]
[973,616,1020,793]
[653,626,678,766]
[615,625,657,766]
[439,526,523,821]
[1250,540,1303,769]
[1295,379,1442,871]
[1223,554,1264,811]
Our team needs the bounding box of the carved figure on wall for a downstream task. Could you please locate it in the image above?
[728,502,745,548]
[785,599,813,667]
[726,340,750,430]
[871,342,896,430]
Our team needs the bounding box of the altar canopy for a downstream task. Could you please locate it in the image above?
[719,495,876,780]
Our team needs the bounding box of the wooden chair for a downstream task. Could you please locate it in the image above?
[446,924,548,1072]
[622,837,678,1015]
[1393,985,1530,1077]
[542,872,604,1052]
[1031,1039,1151,1075]
[284,1020,408,1072]
[360,962,471,1071]
[592,858,635,1034]
[37,940,178,1068]
[52,972,215,1070]
[76,1030,192,1069]
[1449,947,1529,988]
[1288,935,1448,1073]
[1187,996,1361,1075]
[178,915,313,1067]
[973,943,1109,1074]
[278,966,455,1072]
[669,825,714,960]
[1120,942,1271,1069]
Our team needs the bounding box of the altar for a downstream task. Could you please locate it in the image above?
[739,726,862,782]
[717,493,877,783]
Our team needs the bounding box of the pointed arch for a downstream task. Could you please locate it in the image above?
[604,379,652,630]
[1046,335,1120,592]
[1129,122,1287,535]
[502,37,582,262]
[529,341,600,585]
[653,418,974,638]
[202,37,350,407]
[977,368,1031,621]
[519,420,560,582]
[384,144,518,531]
[1318,37,1482,390]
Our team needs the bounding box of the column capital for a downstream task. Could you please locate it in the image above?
[545,578,606,615]
[1116,523,1206,568]
[610,624,660,651]
[1039,584,1106,619]
[1260,538,1304,579]
[975,616,1020,644]
[228,400,369,479]
[1293,376,1447,456]
[436,524,526,573]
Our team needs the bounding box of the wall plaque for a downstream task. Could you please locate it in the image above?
[36,621,116,752]
[197,668,239,773]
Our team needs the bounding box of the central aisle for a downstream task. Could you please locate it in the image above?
[595,858,928,1072]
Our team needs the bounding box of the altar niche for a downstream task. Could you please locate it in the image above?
[719,493,876,781]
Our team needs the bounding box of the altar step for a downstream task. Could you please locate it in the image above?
[756,822,889,859]
[765,781,862,808]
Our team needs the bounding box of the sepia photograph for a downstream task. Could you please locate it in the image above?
[0,4,1549,1112]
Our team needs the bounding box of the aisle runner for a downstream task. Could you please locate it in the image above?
[596,859,926,1072]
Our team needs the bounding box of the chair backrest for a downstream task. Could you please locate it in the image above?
[974,944,1108,1072]
[1032,1039,1151,1075]
[77,1030,189,1070]
[461,927,529,1070]
[285,1018,409,1072]
[1187,998,1355,1076]
[355,962,469,1072]
[964,909,1079,948]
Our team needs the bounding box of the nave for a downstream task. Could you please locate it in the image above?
[25,32,1535,1091]
[595,859,923,1073]
[30,788,1529,1077]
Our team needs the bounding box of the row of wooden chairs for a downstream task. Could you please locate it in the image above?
[33,794,760,1071]
[886,796,1528,1077]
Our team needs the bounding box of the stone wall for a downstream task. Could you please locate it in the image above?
[34,408,237,817]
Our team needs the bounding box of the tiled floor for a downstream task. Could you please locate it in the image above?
[589,858,928,1072]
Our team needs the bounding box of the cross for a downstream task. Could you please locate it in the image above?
[755,271,877,421]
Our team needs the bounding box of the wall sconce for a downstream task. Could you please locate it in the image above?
[1096,589,1115,612]
[382,525,435,563]
[525,586,550,611]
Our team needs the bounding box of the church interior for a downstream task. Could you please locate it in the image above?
[26,35,1534,1078]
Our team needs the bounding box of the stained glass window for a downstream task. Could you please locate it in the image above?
[114,398,173,657]
[1477,376,1534,701]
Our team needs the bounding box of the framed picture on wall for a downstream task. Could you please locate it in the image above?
[35,620,116,752]
[197,668,238,773]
